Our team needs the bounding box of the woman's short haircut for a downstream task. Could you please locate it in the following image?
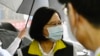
[29,7,61,42]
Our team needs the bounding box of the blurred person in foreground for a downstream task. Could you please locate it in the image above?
[58,0,100,56]
[0,40,11,56]
[15,7,76,56]
[0,27,26,56]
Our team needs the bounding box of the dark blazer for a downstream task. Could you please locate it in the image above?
[15,40,73,56]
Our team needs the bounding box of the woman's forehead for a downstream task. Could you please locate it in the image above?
[48,13,61,23]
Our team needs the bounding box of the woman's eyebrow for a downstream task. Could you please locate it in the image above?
[47,22,55,24]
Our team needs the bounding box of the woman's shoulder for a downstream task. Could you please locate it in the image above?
[54,40,74,56]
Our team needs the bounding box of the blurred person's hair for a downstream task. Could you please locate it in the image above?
[0,22,18,32]
[58,0,100,28]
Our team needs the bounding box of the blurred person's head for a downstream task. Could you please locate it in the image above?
[0,22,18,32]
[29,7,63,42]
[58,0,100,51]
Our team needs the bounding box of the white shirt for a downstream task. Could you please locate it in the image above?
[7,37,21,55]
[38,43,55,56]
[0,41,11,56]
[0,37,21,56]
[89,48,100,56]
[0,47,11,56]
[90,51,95,56]
[95,48,100,56]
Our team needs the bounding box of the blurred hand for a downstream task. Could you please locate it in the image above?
[18,28,26,39]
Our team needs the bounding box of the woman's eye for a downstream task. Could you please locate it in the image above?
[47,22,61,26]
[52,23,56,25]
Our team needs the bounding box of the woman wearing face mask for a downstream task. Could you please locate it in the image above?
[15,7,75,56]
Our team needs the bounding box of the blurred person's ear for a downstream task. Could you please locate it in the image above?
[67,3,87,33]
[67,2,89,37]
[67,3,78,33]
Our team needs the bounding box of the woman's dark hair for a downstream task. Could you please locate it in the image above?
[29,7,61,42]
